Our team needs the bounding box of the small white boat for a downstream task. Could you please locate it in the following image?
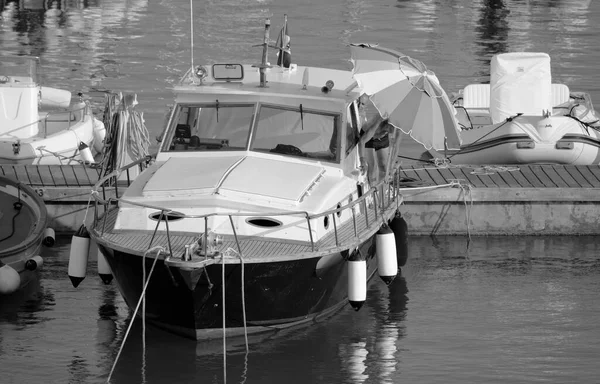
[0,55,106,165]
[0,176,47,296]
[429,52,600,164]
[87,16,408,340]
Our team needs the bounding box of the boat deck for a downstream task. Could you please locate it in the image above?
[92,193,400,262]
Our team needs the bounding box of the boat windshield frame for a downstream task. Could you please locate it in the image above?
[161,100,342,163]
[0,55,39,84]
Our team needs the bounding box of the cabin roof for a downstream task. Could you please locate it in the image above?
[173,64,361,104]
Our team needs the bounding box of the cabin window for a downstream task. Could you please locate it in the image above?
[250,104,340,162]
[346,101,360,155]
[164,103,254,151]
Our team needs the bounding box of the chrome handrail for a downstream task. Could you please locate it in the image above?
[2,103,89,139]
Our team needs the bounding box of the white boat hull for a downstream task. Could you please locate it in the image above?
[1,57,106,165]
[432,103,600,165]
[0,113,105,165]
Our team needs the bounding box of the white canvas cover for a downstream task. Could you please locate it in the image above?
[490,52,552,124]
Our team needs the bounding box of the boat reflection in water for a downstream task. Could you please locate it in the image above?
[338,276,408,384]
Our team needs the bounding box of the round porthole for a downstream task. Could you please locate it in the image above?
[246,217,282,228]
[336,203,342,218]
[323,215,329,229]
[149,211,185,222]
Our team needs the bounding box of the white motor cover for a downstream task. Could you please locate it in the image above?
[490,52,552,124]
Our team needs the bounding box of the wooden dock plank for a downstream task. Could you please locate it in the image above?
[71,165,100,186]
[412,168,435,184]
[486,171,511,188]
[576,166,600,187]
[494,169,522,188]
[65,166,83,187]
[47,165,68,186]
[559,166,592,188]
[436,167,457,184]
[454,167,488,188]
[542,166,571,188]
[528,165,558,187]
[471,172,498,188]
[23,165,44,186]
[506,168,534,188]
[399,166,422,181]
[9,165,30,183]
[516,166,546,188]
[446,167,478,187]
[37,165,58,186]
[584,166,600,186]
[424,167,448,186]
[563,166,593,188]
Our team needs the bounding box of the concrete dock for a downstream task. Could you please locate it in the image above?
[398,163,600,235]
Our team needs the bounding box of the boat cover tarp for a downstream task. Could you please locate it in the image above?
[490,52,552,124]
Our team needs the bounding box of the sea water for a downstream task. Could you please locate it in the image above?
[1,0,600,383]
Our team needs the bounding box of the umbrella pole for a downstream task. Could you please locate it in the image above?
[384,129,402,183]
[444,136,448,159]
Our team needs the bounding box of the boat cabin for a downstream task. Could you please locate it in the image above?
[157,63,366,178]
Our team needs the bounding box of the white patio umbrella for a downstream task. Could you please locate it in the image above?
[350,43,461,151]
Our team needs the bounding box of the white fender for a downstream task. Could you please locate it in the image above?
[95,238,113,285]
[348,259,366,311]
[0,264,21,295]
[376,225,398,285]
[92,120,106,153]
[43,227,55,247]
[68,225,90,288]
[78,141,95,164]
[25,255,44,271]
[97,253,112,285]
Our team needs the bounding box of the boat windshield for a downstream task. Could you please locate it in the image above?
[164,103,254,151]
[0,56,38,83]
[164,102,340,162]
[251,104,339,162]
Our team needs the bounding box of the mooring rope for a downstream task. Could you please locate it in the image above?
[99,93,150,178]
[106,246,164,383]
[219,247,250,384]
[221,250,227,384]
[456,180,474,244]
[397,178,474,240]
[224,247,248,349]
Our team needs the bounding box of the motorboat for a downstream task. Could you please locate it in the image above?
[429,52,600,164]
[0,55,106,165]
[86,17,408,340]
[0,176,48,296]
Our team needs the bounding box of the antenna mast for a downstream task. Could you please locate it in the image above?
[259,18,271,87]
[190,0,194,70]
